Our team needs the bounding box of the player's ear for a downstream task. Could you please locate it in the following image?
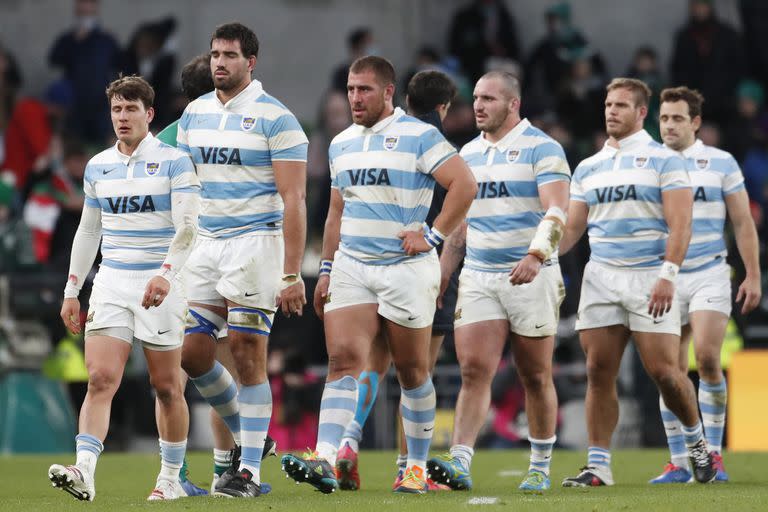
[692,115,702,132]
[146,106,155,124]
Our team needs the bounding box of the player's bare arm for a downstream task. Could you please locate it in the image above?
[510,180,569,285]
[650,187,693,317]
[313,188,344,319]
[559,200,588,256]
[275,160,308,316]
[725,189,762,313]
[61,205,103,334]
[438,220,466,308]
[399,155,477,256]
[141,188,200,309]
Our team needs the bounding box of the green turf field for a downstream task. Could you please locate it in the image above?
[2,449,767,511]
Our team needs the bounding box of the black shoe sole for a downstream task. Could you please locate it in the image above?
[281,455,338,494]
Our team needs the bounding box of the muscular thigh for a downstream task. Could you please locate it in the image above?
[324,303,380,363]
[454,319,508,373]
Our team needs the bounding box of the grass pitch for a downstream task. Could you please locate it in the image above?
[1,449,767,511]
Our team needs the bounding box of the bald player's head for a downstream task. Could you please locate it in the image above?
[479,70,521,101]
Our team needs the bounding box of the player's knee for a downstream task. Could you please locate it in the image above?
[181,340,214,377]
[150,373,183,404]
[459,357,495,385]
[696,353,721,381]
[328,352,363,378]
[648,365,680,392]
[518,367,550,391]
[395,365,428,389]
[585,359,617,386]
[87,367,120,395]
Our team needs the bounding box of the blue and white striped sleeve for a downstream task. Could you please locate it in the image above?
[532,140,571,186]
[723,155,746,195]
[267,112,309,162]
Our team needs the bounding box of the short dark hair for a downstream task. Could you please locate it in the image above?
[406,71,457,116]
[349,56,396,87]
[181,53,214,101]
[606,77,652,108]
[348,27,371,50]
[210,22,259,59]
[105,75,154,109]
[660,86,705,119]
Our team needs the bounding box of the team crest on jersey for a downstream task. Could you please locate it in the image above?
[696,158,709,170]
[633,156,648,168]
[145,162,160,176]
[383,136,399,151]
[506,149,520,163]
[241,116,256,131]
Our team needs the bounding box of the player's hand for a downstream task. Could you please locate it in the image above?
[313,275,331,320]
[278,279,306,317]
[648,278,675,318]
[398,230,432,256]
[736,274,762,314]
[60,298,82,334]
[509,254,542,285]
[142,276,171,309]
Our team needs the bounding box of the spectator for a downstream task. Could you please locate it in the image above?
[524,1,606,114]
[401,46,471,103]
[739,0,768,92]
[627,46,664,140]
[1,81,73,196]
[48,0,121,144]
[330,27,375,93]
[670,0,745,125]
[24,138,87,265]
[0,180,37,272]
[123,17,177,126]
[556,53,606,141]
[448,0,520,84]
[723,79,768,162]
[306,90,350,244]
[0,45,22,169]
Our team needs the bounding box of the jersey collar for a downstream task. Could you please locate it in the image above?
[479,118,531,153]
[358,106,404,134]
[216,79,264,109]
[607,129,653,152]
[112,132,156,163]
[681,139,704,158]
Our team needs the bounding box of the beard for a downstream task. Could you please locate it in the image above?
[477,110,508,133]
[355,102,386,128]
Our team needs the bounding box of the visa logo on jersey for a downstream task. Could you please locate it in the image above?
[476,181,511,199]
[347,168,391,186]
[106,195,156,213]
[199,147,242,165]
[595,184,637,203]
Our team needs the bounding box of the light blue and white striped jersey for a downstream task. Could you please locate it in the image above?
[83,133,200,271]
[460,118,571,272]
[571,130,690,268]
[329,107,457,264]
[673,139,745,272]
[177,80,308,239]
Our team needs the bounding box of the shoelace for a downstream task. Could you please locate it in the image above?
[400,469,425,486]
[690,442,710,466]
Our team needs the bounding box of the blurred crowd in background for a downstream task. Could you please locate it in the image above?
[2,0,768,450]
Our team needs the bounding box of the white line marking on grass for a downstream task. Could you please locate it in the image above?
[468,497,499,505]
[497,469,524,477]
